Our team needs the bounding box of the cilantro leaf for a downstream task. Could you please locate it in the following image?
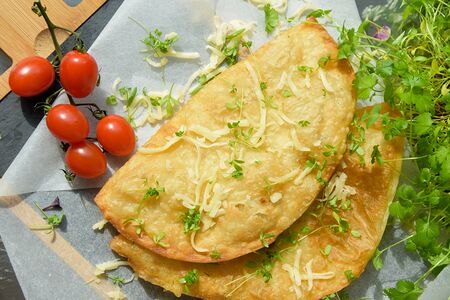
[372,249,383,271]
[259,232,274,248]
[384,280,423,300]
[182,207,201,234]
[264,4,279,34]
[179,269,199,293]
[307,9,331,18]
[106,95,118,105]
[354,71,377,100]
[414,113,433,136]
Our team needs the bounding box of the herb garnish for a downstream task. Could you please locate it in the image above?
[123,218,145,236]
[263,4,279,34]
[153,232,169,247]
[344,269,355,281]
[28,202,64,238]
[336,1,450,296]
[298,120,311,127]
[182,207,201,234]
[321,244,332,257]
[137,182,165,213]
[179,269,199,293]
[259,232,274,248]
[106,95,118,106]
[229,159,244,179]
[210,250,221,259]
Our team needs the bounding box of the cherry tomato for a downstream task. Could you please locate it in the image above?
[8,56,55,97]
[96,115,136,156]
[65,141,106,179]
[59,50,98,98]
[46,104,89,143]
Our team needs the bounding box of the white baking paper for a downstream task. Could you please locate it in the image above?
[0,0,361,196]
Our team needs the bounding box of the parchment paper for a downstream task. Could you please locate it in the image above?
[0,0,446,299]
[0,0,361,197]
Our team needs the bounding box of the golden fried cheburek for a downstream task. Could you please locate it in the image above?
[96,19,356,263]
[110,105,404,299]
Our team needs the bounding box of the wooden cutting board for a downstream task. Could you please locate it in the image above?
[0,0,106,100]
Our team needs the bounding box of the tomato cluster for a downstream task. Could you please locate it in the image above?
[9,51,135,179]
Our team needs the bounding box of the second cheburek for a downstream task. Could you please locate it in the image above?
[95,18,356,263]
[110,105,405,299]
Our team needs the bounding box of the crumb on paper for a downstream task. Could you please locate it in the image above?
[92,218,109,231]
[95,259,129,276]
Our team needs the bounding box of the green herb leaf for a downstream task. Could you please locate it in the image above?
[298,120,311,127]
[384,280,423,300]
[123,218,145,236]
[264,4,279,34]
[321,244,332,256]
[372,249,383,271]
[282,89,292,97]
[354,71,377,100]
[210,250,221,259]
[106,95,118,105]
[182,207,201,234]
[414,112,432,136]
[259,232,274,248]
[351,229,361,238]
[175,130,185,137]
[370,145,384,165]
[153,232,169,247]
[179,269,199,293]
[344,269,355,281]
[307,9,331,18]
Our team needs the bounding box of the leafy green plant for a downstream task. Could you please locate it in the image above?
[332,0,449,298]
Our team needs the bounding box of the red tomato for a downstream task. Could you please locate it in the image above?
[65,141,106,179]
[46,104,89,143]
[96,115,136,156]
[8,56,55,97]
[59,50,98,98]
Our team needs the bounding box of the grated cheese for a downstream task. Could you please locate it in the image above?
[95,259,128,276]
[145,56,168,68]
[107,288,126,300]
[283,249,335,299]
[294,166,314,185]
[138,135,182,154]
[304,71,311,89]
[277,109,297,126]
[287,70,302,98]
[190,125,230,142]
[288,2,319,21]
[318,68,335,92]
[270,192,283,203]
[175,193,196,209]
[92,219,108,231]
[190,231,209,252]
[276,71,288,90]
[244,61,267,145]
[320,172,356,203]
[268,168,301,185]
[290,128,311,152]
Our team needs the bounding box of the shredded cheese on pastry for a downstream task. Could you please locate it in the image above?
[268,168,301,185]
[244,61,267,145]
[190,125,230,142]
[283,249,335,299]
[319,68,335,92]
[294,166,314,185]
[287,70,302,98]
